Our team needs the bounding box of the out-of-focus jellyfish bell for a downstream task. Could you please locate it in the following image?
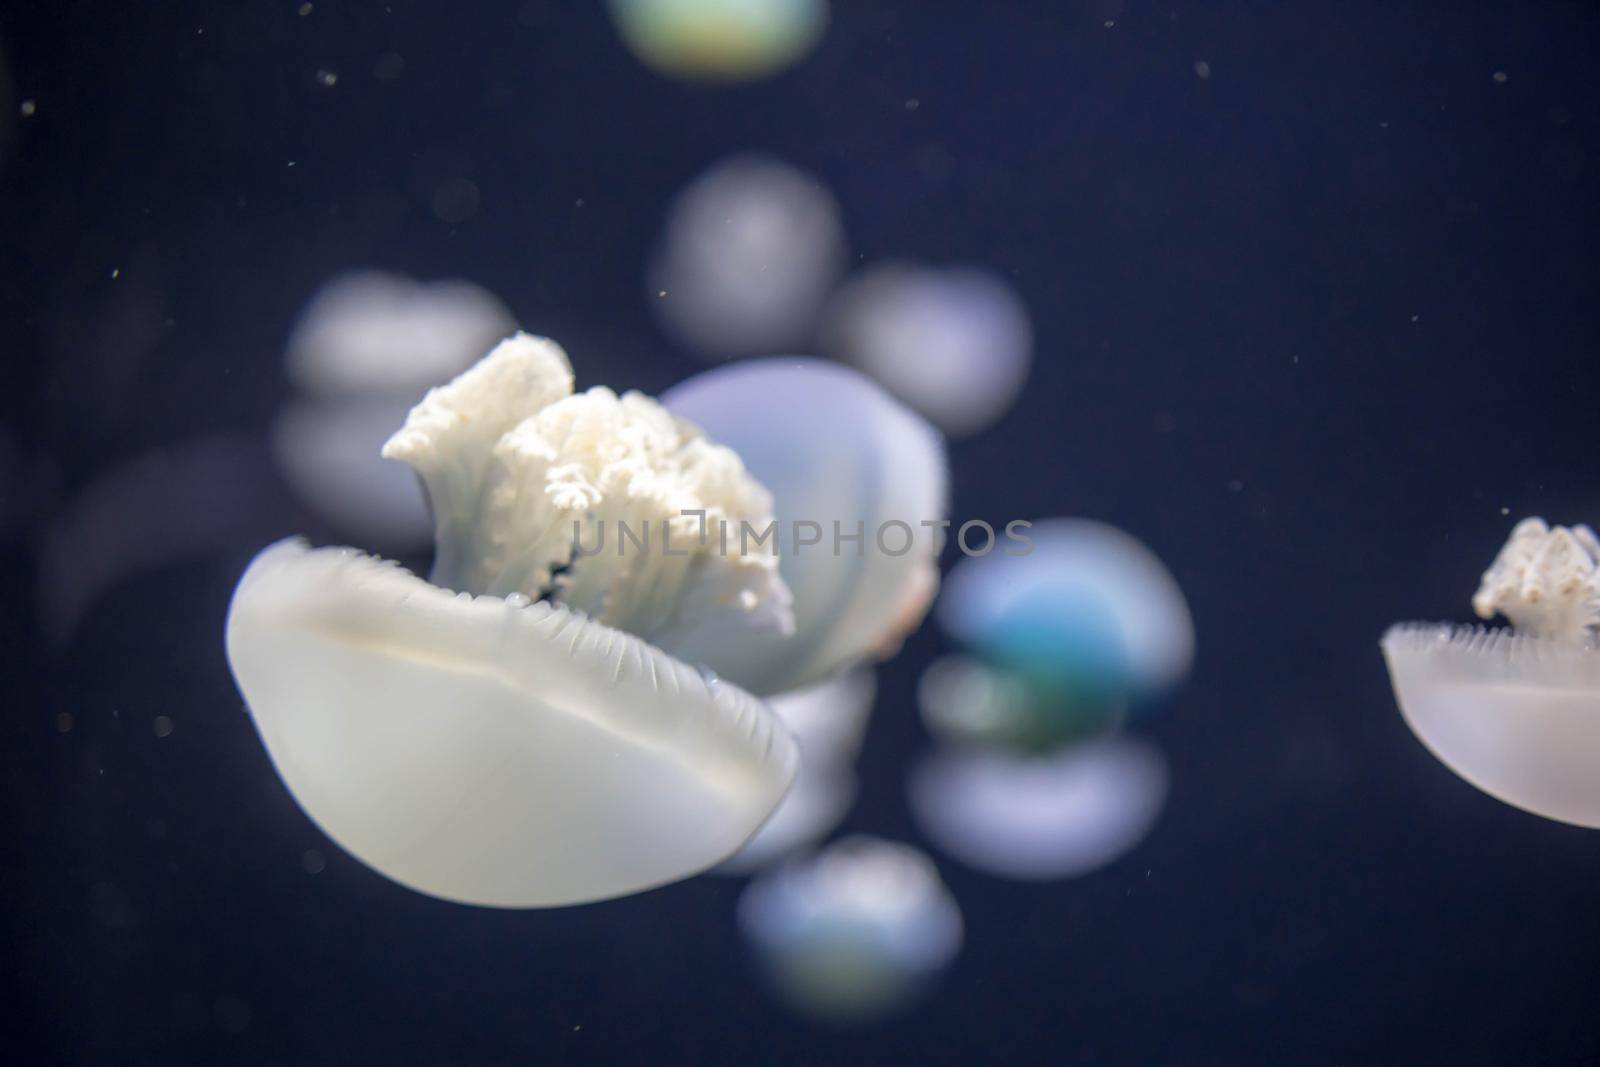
[738,836,962,1022]
[272,271,517,550]
[819,262,1033,438]
[936,519,1192,749]
[665,358,948,695]
[908,737,1168,880]
[718,668,876,873]
[227,335,800,907]
[607,0,828,82]
[650,156,846,360]
[917,654,1126,752]
[1382,517,1600,828]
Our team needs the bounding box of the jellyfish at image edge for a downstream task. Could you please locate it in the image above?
[738,836,963,1022]
[1382,517,1600,828]
[227,334,948,907]
[932,518,1194,751]
[607,0,829,83]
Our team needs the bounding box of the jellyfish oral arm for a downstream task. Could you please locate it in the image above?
[1472,518,1600,643]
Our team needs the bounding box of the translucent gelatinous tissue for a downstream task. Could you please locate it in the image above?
[1383,517,1600,828]
[665,358,948,696]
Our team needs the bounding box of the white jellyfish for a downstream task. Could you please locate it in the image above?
[907,736,1169,880]
[737,836,963,1022]
[819,262,1033,438]
[228,333,948,907]
[718,667,876,873]
[649,156,846,360]
[1382,517,1600,828]
[607,0,829,82]
[664,358,948,695]
[272,271,517,549]
[230,334,804,907]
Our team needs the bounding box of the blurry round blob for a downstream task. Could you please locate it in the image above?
[665,359,948,695]
[738,836,962,1022]
[918,654,1124,753]
[1383,518,1600,828]
[285,271,516,396]
[228,538,798,907]
[650,156,846,360]
[908,737,1168,880]
[270,397,432,550]
[38,437,286,643]
[719,667,876,873]
[608,0,828,82]
[940,519,1194,708]
[820,263,1032,437]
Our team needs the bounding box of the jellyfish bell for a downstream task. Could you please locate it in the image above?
[917,654,1127,754]
[607,0,829,83]
[226,333,803,907]
[1382,517,1600,828]
[908,737,1168,881]
[939,519,1194,710]
[664,358,948,695]
[737,836,963,1022]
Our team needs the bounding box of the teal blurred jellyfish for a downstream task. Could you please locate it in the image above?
[226,334,947,907]
[1383,517,1600,827]
[933,519,1193,751]
[738,836,963,1022]
[608,0,828,82]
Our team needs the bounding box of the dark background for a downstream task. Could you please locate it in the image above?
[4,1,1599,1063]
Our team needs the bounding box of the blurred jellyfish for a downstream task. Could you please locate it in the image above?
[918,653,1126,752]
[1382,517,1600,827]
[608,0,828,82]
[820,263,1033,437]
[272,271,516,550]
[908,736,1168,880]
[650,156,846,360]
[719,667,876,873]
[666,358,948,694]
[38,437,286,643]
[738,836,962,1022]
[934,519,1191,751]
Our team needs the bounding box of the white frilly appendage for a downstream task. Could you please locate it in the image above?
[381,333,794,656]
[1471,517,1600,644]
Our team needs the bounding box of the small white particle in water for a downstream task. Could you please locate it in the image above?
[1493,71,1508,84]
[1410,314,1419,323]
[299,2,313,14]
[316,69,338,88]
[20,99,36,117]
[657,290,667,298]
[905,98,920,111]
[110,268,120,279]
[1194,60,1211,79]
[1228,479,1244,493]
[1104,19,1115,28]
[1500,506,1510,516]
[153,716,175,738]
[1379,120,1389,129]
[287,160,296,167]
[55,712,74,734]
[301,849,327,874]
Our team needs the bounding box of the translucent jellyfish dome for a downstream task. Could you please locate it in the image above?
[607,0,829,82]
[738,836,963,1022]
[908,736,1169,880]
[1382,517,1600,828]
[820,262,1033,438]
[272,272,517,550]
[649,156,846,360]
[936,519,1193,749]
